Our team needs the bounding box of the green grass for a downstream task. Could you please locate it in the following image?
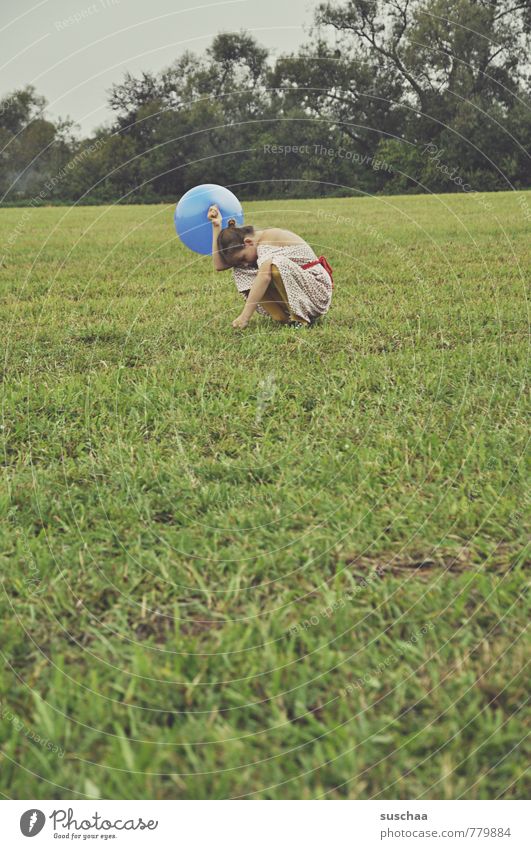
[0,191,529,800]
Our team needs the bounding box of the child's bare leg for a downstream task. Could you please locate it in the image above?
[258,281,290,322]
[270,264,310,325]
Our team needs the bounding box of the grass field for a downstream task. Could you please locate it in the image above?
[0,191,529,800]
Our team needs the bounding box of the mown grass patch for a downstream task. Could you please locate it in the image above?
[0,192,529,799]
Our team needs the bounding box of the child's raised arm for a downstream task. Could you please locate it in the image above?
[208,206,230,271]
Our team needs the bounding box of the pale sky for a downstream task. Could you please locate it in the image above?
[1,0,319,135]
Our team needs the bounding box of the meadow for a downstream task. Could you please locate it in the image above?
[0,191,529,800]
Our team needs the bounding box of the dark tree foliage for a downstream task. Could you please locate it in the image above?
[1,4,529,204]
[0,86,75,200]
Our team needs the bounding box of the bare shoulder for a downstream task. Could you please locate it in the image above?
[257,227,305,246]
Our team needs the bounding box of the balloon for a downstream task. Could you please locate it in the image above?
[174,184,244,255]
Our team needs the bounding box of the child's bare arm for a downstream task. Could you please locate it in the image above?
[208,206,230,271]
[232,260,272,328]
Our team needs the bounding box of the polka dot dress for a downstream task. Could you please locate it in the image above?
[232,242,333,323]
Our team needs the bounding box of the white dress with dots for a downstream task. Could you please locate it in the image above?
[232,242,333,323]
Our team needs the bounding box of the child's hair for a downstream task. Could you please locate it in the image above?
[217,219,255,265]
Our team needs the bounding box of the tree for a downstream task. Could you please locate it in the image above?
[0,87,73,200]
[274,0,531,192]
[1,10,530,203]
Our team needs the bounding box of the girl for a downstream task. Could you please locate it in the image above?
[207,206,333,329]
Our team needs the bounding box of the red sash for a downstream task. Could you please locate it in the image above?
[301,255,334,288]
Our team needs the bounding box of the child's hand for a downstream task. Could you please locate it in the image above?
[232,312,250,330]
[207,205,222,228]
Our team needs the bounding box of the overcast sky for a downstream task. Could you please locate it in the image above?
[1,0,319,135]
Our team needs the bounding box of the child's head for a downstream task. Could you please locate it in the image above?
[217,221,257,267]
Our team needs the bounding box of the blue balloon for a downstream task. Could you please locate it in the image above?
[174,184,244,255]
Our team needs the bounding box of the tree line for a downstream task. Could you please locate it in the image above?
[1,0,530,204]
